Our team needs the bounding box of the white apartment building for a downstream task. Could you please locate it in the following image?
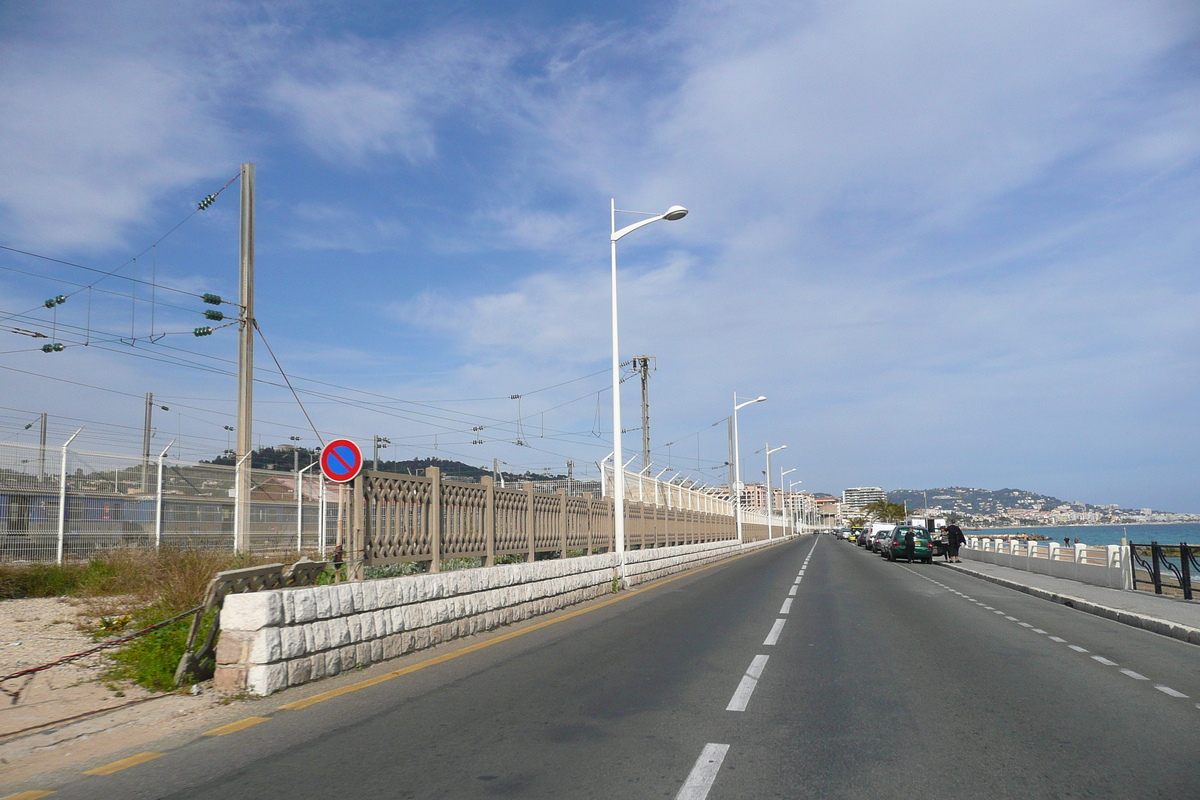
[842,486,886,513]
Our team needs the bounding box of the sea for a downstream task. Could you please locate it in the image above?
[976,523,1200,547]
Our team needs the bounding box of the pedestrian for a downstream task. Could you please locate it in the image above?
[904,527,915,563]
[945,521,965,563]
[938,527,950,561]
[1063,536,1070,546]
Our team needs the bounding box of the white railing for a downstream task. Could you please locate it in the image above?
[964,536,1130,590]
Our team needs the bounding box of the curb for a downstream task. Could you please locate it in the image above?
[942,562,1200,648]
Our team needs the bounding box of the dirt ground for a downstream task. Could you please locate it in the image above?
[0,597,235,786]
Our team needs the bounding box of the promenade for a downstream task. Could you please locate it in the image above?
[945,557,1200,646]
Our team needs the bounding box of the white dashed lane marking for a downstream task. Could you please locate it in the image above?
[779,598,792,614]
[726,655,770,712]
[676,743,729,800]
[787,585,798,596]
[763,619,786,646]
[898,561,1198,710]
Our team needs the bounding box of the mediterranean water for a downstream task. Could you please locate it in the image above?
[979,523,1200,547]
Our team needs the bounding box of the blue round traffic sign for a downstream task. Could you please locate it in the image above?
[320,439,363,483]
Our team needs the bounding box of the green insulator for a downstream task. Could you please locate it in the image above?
[193,326,214,337]
[201,293,222,305]
[203,309,225,321]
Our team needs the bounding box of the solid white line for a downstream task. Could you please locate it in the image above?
[1049,636,1067,643]
[788,585,798,596]
[1069,645,1089,653]
[676,743,730,800]
[1120,669,1149,680]
[780,598,793,614]
[1092,656,1118,666]
[1154,685,1188,698]
[763,618,786,646]
[727,655,770,711]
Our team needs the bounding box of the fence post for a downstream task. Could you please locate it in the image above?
[155,447,166,550]
[1179,543,1192,601]
[55,428,82,565]
[429,466,441,573]
[523,481,535,562]
[558,488,568,558]
[318,474,327,556]
[1150,542,1163,595]
[483,476,495,567]
[584,492,594,554]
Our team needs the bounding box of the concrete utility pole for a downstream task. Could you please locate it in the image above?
[373,436,390,471]
[633,356,654,472]
[234,162,255,554]
[140,394,168,493]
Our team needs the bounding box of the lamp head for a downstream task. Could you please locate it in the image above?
[754,396,766,403]
[663,205,688,221]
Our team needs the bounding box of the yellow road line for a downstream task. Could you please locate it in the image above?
[203,717,271,736]
[1,791,56,800]
[81,752,164,776]
[279,541,788,712]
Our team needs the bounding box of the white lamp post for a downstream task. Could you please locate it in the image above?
[781,467,796,535]
[764,444,787,540]
[610,200,688,576]
[732,394,766,543]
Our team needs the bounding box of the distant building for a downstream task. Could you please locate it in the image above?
[842,486,885,513]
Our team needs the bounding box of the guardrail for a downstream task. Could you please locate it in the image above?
[1129,542,1199,600]
[964,537,1130,590]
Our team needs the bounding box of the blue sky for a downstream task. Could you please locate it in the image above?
[2,0,1200,511]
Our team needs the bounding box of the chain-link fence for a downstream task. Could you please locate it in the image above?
[0,442,336,563]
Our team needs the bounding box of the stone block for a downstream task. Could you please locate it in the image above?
[329,617,351,647]
[370,639,384,662]
[326,649,342,676]
[337,583,356,613]
[280,626,306,659]
[280,591,296,625]
[376,609,391,636]
[349,583,364,611]
[361,612,377,641]
[356,642,372,665]
[216,630,252,666]
[287,658,313,687]
[246,662,288,696]
[310,652,326,680]
[315,586,333,619]
[328,586,343,617]
[361,580,378,610]
[312,620,330,652]
[377,580,398,609]
[222,592,284,632]
[247,628,282,664]
[294,590,319,623]
[214,664,247,693]
[348,613,363,643]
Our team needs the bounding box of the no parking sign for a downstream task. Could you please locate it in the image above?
[320,439,364,483]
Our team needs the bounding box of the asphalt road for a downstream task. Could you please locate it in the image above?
[26,536,1200,799]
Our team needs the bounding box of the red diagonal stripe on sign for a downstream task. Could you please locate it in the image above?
[330,448,353,473]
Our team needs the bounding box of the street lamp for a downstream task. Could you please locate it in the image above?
[732,394,766,543]
[781,467,796,535]
[610,200,688,574]
[764,444,786,540]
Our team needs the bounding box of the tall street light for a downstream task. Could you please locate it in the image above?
[781,467,796,535]
[610,200,688,571]
[764,444,787,540]
[732,394,766,543]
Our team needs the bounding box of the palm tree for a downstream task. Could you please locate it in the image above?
[861,499,906,522]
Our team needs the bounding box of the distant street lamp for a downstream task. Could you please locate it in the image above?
[781,467,796,534]
[764,444,787,540]
[732,394,766,542]
[610,200,688,572]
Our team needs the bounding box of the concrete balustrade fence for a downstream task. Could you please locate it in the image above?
[964,537,1130,590]
[215,536,795,695]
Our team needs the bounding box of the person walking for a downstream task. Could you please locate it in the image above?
[945,521,966,563]
[904,527,915,563]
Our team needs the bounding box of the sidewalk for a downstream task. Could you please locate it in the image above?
[940,558,1200,647]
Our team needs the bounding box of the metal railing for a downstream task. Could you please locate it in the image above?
[1,441,331,563]
[1129,542,1199,600]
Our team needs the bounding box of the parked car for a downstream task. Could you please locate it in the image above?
[885,526,934,563]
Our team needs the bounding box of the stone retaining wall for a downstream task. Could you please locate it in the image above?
[215,536,792,695]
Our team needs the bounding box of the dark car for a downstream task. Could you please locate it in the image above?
[885,526,933,563]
